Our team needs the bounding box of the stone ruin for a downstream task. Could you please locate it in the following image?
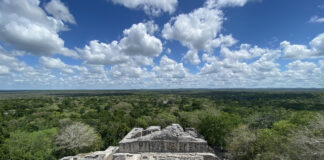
[61,124,219,160]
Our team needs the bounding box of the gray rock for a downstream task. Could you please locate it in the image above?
[60,146,118,160]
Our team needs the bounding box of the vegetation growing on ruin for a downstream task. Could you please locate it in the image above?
[0,90,323,159]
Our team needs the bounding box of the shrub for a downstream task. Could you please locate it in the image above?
[198,112,240,150]
[54,122,102,158]
[226,125,257,160]
[3,128,57,160]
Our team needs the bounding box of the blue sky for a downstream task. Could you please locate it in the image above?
[0,0,324,89]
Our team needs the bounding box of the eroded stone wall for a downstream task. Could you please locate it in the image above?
[113,153,218,160]
[119,141,209,153]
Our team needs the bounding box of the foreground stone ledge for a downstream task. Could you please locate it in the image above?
[60,146,118,160]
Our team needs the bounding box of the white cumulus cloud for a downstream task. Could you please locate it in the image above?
[309,16,324,23]
[77,40,129,65]
[0,0,76,57]
[78,21,162,66]
[183,49,200,65]
[281,33,324,59]
[162,0,248,65]
[153,55,189,80]
[39,56,75,74]
[120,22,163,57]
[110,0,178,16]
[162,7,224,51]
[205,0,249,8]
[45,0,76,24]
[221,44,269,60]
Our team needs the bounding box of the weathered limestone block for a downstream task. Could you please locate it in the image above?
[142,126,160,136]
[60,146,118,160]
[119,124,211,153]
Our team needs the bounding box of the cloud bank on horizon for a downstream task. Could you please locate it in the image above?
[0,0,323,89]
